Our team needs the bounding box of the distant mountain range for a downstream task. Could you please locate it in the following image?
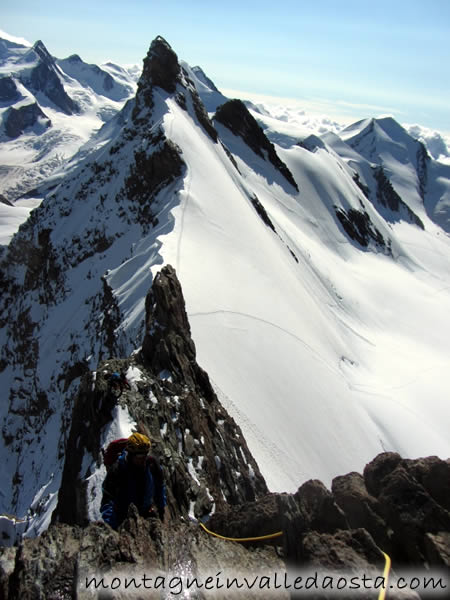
[0,34,449,547]
[0,35,138,205]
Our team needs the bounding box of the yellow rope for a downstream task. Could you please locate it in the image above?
[199,521,283,542]
[200,522,391,600]
[378,551,392,600]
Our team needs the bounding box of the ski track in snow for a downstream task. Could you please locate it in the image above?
[176,162,192,277]
[189,309,342,377]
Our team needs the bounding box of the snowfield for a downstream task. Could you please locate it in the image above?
[149,94,450,491]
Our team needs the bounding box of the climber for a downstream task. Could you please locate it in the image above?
[100,433,166,530]
[108,371,131,398]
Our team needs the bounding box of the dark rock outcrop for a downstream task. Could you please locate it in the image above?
[2,513,286,600]
[335,206,389,252]
[132,36,180,121]
[214,99,299,191]
[416,142,430,200]
[123,138,185,228]
[373,166,424,229]
[141,265,203,389]
[250,195,276,232]
[0,77,19,103]
[331,471,392,554]
[192,452,450,597]
[132,36,218,143]
[295,479,348,534]
[373,460,450,564]
[3,103,51,139]
[142,35,181,95]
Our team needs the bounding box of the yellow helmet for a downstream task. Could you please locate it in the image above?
[127,432,151,454]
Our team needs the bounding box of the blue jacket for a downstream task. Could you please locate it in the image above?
[101,452,166,529]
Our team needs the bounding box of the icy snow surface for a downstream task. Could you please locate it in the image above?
[145,92,450,492]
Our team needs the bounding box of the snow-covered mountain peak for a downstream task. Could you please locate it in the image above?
[191,65,221,93]
[31,40,55,66]
[65,54,83,63]
[341,116,428,165]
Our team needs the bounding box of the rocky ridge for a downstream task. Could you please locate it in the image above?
[1,453,448,599]
[0,37,193,519]
[1,265,449,599]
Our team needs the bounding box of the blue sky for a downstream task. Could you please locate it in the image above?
[2,0,449,131]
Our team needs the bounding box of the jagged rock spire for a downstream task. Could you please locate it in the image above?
[143,36,181,93]
[141,265,206,392]
[133,36,181,121]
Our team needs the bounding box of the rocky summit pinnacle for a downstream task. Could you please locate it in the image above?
[132,36,181,121]
[140,35,181,94]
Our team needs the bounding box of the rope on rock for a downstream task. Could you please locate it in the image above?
[199,522,283,542]
[200,522,392,599]
[378,551,392,600]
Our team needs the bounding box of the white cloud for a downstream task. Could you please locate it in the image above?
[0,29,32,47]
[221,88,401,126]
[404,123,450,161]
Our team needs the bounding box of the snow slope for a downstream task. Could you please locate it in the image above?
[0,37,449,540]
[153,102,450,490]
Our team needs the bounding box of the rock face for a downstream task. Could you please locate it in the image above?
[373,166,424,229]
[214,99,298,190]
[335,206,389,252]
[2,515,286,600]
[132,36,180,121]
[204,453,450,595]
[0,77,19,103]
[3,103,51,139]
[133,35,218,142]
[142,35,181,94]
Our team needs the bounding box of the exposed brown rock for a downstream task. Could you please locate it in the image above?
[363,451,403,496]
[5,513,286,600]
[424,532,450,567]
[295,479,348,533]
[332,471,392,553]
